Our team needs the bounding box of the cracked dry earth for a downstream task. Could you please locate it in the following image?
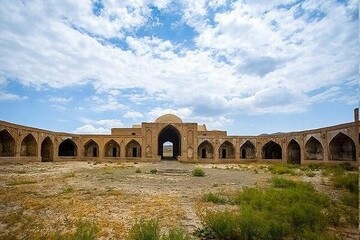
[0,161,358,239]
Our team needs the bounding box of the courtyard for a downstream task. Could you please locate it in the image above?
[0,161,358,239]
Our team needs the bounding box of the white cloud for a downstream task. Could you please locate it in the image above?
[124,111,144,119]
[146,107,192,122]
[49,97,72,103]
[0,91,27,101]
[89,95,125,112]
[74,118,124,134]
[0,0,357,120]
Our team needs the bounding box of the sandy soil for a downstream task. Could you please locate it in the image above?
[0,161,357,239]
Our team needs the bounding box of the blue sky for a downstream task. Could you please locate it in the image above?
[0,0,358,135]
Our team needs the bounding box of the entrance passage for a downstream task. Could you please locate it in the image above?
[158,125,181,160]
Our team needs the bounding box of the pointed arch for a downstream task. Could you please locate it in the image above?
[0,129,15,157]
[104,139,120,157]
[329,133,355,161]
[126,139,141,158]
[58,139,77,156]
[305,137,323,160]
[158,124,181,160]
[240,140,255,159]
[84,139,99,157]
[20,134,37,156]
[219,140,235,159]
[262,140,282,159]
[41,137,53,162]
[287,139,300,164]
[198,140,214,159]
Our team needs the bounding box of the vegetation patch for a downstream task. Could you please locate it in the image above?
[192,167,205,177]
[127,218,191,240]
[268,165,295,175]
[202,192,227,204]
[197,177,347,240]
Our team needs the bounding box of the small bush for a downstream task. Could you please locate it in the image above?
[162,228,192,240]
[202,210,241,239]
[135,168,141,173]
[340,192,359,208]
[192,167,205,177]
[332,173,358,193]
[73,220,98,240]
[306,171,316,177]
[271,177,314,191]
[150,169,158,174]
[268,165,295,175]
[202,192,227,204]
[127,219,160,240]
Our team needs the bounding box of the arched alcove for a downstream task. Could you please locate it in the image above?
[126,140,141,158]
[329,133,355,161]
[58,139,77,156]
[305,137,323,160]
[240,140,255,159]
[41,137,53,162]
[104,139,120,157]
[262,140,282,159]
[198,140,214,159]
[20,134,37,156]
[219,141,235,159]
[84,139,99,157]
[0,129,15,157]
[287,139,301,164]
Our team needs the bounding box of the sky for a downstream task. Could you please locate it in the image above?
[0,0,358,136]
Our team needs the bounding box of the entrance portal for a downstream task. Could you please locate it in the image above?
[158,125,181,160]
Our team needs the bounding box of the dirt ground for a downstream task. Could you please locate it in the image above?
[0,161,358,239]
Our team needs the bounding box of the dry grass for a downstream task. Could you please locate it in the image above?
[0,161,357,240]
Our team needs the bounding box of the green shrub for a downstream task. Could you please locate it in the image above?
[192,167,205,177]
[135,168,141,173]
[202,192,227,204]
[200,178,332,240]
[332,173,358,193]
[73,220,98,240]
[202,210,241,239]
[340,192,359,208]
[127,219,160,240]
[322,165,345,177]
[306,171,316,177]
[268,165,295,175]
[150,169,158,174]
[307,163,322,171]
[271,177,314,191]
[162,228,192,240]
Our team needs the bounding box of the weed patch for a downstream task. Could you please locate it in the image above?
[192,167,205,177]
[202,192,227,204]
[199,178,335,239]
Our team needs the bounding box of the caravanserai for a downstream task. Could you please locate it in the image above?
[0,109,358,165]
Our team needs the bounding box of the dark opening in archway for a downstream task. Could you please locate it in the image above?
[287,139,300,164]
[329,133,355,161]
[58,139,77,156]
[126,140,141,158]
[262,141,282,159]
[105,139,120,157]
[84,139,99,157]
[240,141,255,159]
[305,137,323,160]
[0,129,15,157]
[219,141,235,159]
[198,140,214,159]
[21,134,37,156]
[158,125,181,160]
[41,137,53,162]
